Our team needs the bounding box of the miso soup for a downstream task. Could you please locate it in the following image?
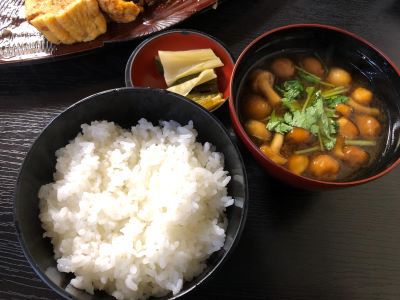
[239,54,386,181]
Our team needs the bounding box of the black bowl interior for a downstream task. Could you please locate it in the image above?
[232,26,400,182]
[14,87,248,300]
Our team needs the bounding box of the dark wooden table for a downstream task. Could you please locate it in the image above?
[1,0,400,299]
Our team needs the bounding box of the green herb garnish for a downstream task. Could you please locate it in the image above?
[277,80,304,112]
[267,80,349,150]
[282,98,302,112]
[266,110,293,134]
[302,86,316,112]
[345,139,377,146]
[325,95,348,108]
[295,66,335,87]
[315,98,337,150]
[294,146,321,155]
[321,86,349,98]
[282,80,304,99]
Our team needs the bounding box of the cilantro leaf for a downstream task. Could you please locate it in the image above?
[314,98,337,150]
[325,95,349,108]
[282,80,304,99]
[266,110,293,134]
[267,98,338,150]
[320,134,336,151]
[284,109,317,131]
[279,80,304,112]
[282,98,301,112]
[267,85,341,151]
[302,88,326,113]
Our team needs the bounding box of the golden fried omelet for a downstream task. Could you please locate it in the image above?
[97,0,142,23]
[25,0,107,44]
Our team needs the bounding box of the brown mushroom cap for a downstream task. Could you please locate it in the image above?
[250,69,281,107]
[287,154,309,175]
[335,103,353,118]
[301,57,324,77]
[354,114,381,139]
[326,67,352,86]
[337,117,359,139]
[309,154,340,180]
[244,119,271,142]
[351,87,373,106]
[286,127,312,144]
[342,145,370,167]
[270,57,295,80]
[243,94,272,120]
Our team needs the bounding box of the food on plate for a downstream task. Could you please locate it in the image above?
[97,0,141,23]
[185,93,225,110]
[25,0,158,44]
[158,49,224,87]
[167,69,217,96]
[38,119,233,300]
[156,49,226,110]
[25,0,107,44]
[240,55,386,181]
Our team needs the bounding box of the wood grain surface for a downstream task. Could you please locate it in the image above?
[1,0,400,299]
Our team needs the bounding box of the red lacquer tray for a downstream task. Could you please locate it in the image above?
[0,0,221,65]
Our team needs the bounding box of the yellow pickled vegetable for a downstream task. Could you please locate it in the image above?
[158,49,224,86]
[188,92,225,110]
[167,69,217,97]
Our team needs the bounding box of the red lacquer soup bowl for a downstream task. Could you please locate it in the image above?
[229,24,400,190]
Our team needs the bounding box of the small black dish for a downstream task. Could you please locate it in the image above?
[14,87,248,300]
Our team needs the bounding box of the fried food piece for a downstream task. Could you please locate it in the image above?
[97,0,142,23]
[25,0,107,44]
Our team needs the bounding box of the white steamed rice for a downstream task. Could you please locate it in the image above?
[38,118,233,300]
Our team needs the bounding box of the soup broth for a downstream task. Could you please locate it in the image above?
[239,53,387,182]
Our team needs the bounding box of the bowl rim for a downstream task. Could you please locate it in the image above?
[14,87,248,300]
[124,28,236,112]
[229,23,400,187]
